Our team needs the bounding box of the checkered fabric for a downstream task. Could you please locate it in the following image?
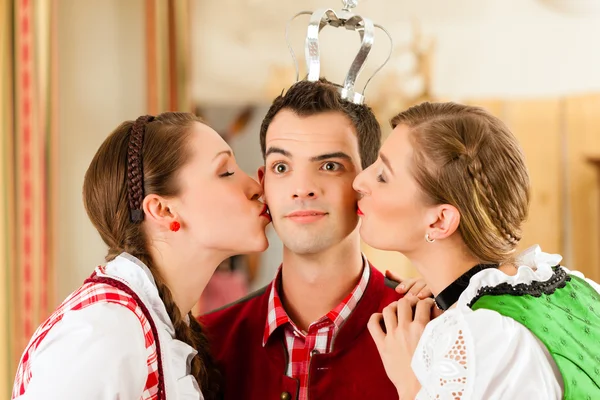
[12,267,163,399]
[263,264,370,400]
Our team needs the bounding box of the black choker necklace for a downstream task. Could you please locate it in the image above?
[434,263,499,310]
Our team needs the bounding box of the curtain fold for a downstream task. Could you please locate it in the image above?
[0,0,58,395]
[145,0,192,113]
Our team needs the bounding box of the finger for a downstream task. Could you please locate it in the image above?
[408,281,427,297]
[417,285,434,299]
[395,278,417,294]
[414,298,435,325]
[382,302,399,332]
[367,313,386,349]
[396,297,419,324]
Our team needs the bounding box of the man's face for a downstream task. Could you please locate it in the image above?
[259,110,362,255]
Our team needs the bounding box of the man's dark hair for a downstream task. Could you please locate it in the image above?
[259,78,381,169]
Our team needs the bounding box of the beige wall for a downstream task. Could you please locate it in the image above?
[56,0,145,302]
[191,0,600,103]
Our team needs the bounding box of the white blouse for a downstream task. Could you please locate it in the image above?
[412,245,600,400]
[15,253,204,400]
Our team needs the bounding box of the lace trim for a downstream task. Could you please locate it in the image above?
[467,265,569,308]
[416,312,472,399]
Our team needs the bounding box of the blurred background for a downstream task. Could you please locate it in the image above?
[2,0,600,394]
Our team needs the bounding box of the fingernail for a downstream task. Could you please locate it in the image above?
[398,284,405,290]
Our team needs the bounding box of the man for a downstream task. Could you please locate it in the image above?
[200,79,429,400]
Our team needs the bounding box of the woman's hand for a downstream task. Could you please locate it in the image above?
[368,296,436,399]
[385,270,433,299]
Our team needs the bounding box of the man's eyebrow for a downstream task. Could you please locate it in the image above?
[309,152,352,162]
[265,147,292,158]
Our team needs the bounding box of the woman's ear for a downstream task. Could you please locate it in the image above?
[425,204,460,241]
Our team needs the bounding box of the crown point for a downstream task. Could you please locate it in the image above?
[285,0,390,105]
[342,0,359,10]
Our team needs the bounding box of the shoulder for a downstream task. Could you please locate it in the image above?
[23,302,149,399]
[50,278,152,351]
[367,265,403,307]
[457,245,561,307]
[199,284,269,330]
[47,301,147,355]
[198,285,270,361]
[423,306,551,349]
[561,266,600,294]
[414,307,562,399]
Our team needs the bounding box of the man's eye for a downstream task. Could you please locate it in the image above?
[322,162,341,172]
[273,163,288,174]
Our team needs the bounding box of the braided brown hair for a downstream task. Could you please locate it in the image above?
[390,102,530,264]
[83,112,221,398]
[127,115,155,222]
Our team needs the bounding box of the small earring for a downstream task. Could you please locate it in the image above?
[169,221,181,232]
[425,233,435,243]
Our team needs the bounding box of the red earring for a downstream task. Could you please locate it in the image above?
[169,221,180,232]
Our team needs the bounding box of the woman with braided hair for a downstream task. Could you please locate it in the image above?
[353,102,600,399]
[12,112,271,399]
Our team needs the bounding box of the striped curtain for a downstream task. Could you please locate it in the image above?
[0,0,58,394]
[145,0,192,113]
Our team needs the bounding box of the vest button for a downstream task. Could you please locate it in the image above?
[281,392,291,400]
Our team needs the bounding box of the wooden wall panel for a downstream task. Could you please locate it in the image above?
[503,99,564,256]
[565,94,600,281]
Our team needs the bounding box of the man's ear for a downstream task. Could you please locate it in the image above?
[257,166,265,186]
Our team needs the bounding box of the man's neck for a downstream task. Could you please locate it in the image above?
[279,234,364,332]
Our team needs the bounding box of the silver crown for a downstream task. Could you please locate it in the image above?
[286,0,393,105]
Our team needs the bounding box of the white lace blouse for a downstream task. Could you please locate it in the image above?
[412,245,600,400]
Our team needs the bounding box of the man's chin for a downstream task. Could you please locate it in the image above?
[282,239,329,256]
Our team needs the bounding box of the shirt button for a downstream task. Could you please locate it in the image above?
[281,392,291,400]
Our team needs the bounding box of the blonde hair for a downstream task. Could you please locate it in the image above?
[391,102,530,263]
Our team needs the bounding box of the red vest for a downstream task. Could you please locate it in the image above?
[200,265,402,400]
[13,269,165,400]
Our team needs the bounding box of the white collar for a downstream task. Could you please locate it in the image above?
[457,245,563,307]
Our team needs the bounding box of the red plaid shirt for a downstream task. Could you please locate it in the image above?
[263,258,370,400]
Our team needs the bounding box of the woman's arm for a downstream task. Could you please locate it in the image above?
[412,308,562,400]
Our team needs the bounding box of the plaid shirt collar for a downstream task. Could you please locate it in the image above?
[263,254,371,346]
